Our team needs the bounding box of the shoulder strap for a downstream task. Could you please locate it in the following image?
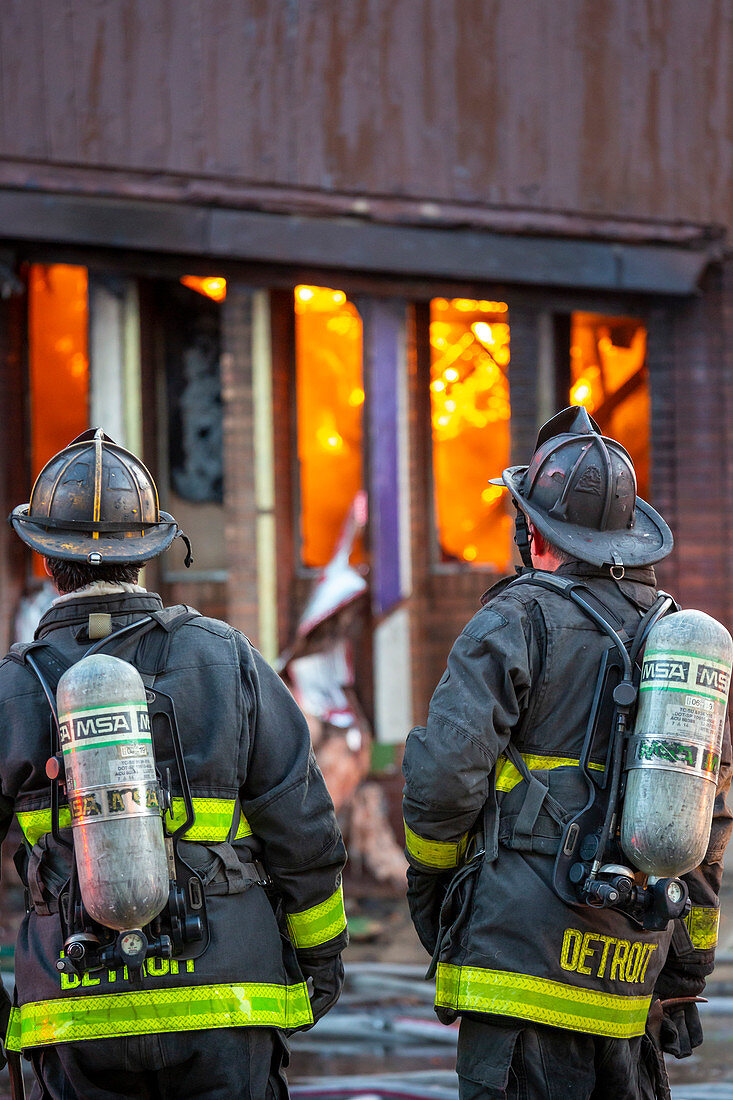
[629,590,678,668]
[505,572,632,672]
[15,607,199,695]
[135,606,201,680]
[11,641,73,695]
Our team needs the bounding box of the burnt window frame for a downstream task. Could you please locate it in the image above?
[414,288,654,580]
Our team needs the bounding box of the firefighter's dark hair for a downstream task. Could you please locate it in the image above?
[544,538,576,567]
[45,559,141,595]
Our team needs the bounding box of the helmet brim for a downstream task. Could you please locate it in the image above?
[10,506,180,564]
[497,466,674,568]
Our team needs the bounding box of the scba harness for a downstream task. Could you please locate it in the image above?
[11,607,269,983]
[501,571,689,931]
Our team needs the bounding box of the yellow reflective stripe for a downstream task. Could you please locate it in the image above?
[684,905,720,951]
[495,753,604,794]
[404,822,469,870]
[17,807,72,846]
[435,962,651,1039]
[5,981,312,1051]
[286,883,347,950]
[165,798,253,842]
[18,799,252,846]
[5,1006,21,1051]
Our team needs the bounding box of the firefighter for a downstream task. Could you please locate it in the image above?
[0,429,347,1099]
[403,407,732,1100]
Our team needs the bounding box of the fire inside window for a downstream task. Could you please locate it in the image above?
[430,297,513,570]
[295,285,365,568]
[28,263,90,575]
[569,313,649,500]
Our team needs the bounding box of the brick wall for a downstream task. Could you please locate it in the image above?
[648,267,729,621]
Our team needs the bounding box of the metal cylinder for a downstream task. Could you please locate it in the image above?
[57,654,169,931]
[621,610,733,876]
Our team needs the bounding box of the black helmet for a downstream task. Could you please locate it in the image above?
[491,406,673,569]
[10,428,192,566]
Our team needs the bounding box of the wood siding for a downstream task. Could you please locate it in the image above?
[1,1,732,235]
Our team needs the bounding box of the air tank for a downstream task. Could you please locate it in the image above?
[57,654,169,930]
[621,610,733,877]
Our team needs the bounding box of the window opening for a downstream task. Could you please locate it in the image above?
[158,279,225,577]
[429,297,512,570]
[28,263,90,577]
[295,285,365,568]
[569,312,649,499]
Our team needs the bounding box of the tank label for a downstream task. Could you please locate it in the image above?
[685,695,714,713]
[69,780,162,825]
[627,735,720,781]
[59,703,150,749]
[641,659,689,684]
[636,648,729,766]
[641,650,730,699]
[108,755,156,785]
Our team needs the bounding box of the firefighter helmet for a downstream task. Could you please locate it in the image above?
[491,406,673,568]
[10,428,190,565]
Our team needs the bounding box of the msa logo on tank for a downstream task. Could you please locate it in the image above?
[629,737,720,779]
[641,652,730,697]
[69,783,161,826]
[696,663,730,694]
[641,659,689,684]
[59,704,150,747]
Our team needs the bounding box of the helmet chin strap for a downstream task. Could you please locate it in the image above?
[513,504,534,572]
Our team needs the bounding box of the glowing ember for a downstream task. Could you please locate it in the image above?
[180,275,227,302]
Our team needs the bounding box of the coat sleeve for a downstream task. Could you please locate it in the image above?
[402,597,538,874]
[239,641,347,958]
[655,713,733,998]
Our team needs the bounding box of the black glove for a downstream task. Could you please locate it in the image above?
[406,867,451,956]
[659,1000,704,1059]
[299,953,344,1025]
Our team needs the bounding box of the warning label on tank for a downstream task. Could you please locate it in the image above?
[59,704,150,749]
[109,755,156,786]
[68,781,161,825]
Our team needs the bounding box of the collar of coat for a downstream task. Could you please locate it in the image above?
[481,561,658,606]
[35,590,165,638]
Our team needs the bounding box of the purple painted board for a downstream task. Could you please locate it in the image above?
[361,299,403,616]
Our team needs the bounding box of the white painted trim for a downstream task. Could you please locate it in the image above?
[252,290,278,664]
[374,606,413,743]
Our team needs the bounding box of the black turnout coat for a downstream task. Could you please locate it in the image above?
[403,563,732,1040]
[0,589,347,1053]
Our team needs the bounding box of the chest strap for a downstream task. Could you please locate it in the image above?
[501,742,570,845]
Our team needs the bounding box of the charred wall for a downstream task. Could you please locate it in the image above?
[0,1,732,235]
